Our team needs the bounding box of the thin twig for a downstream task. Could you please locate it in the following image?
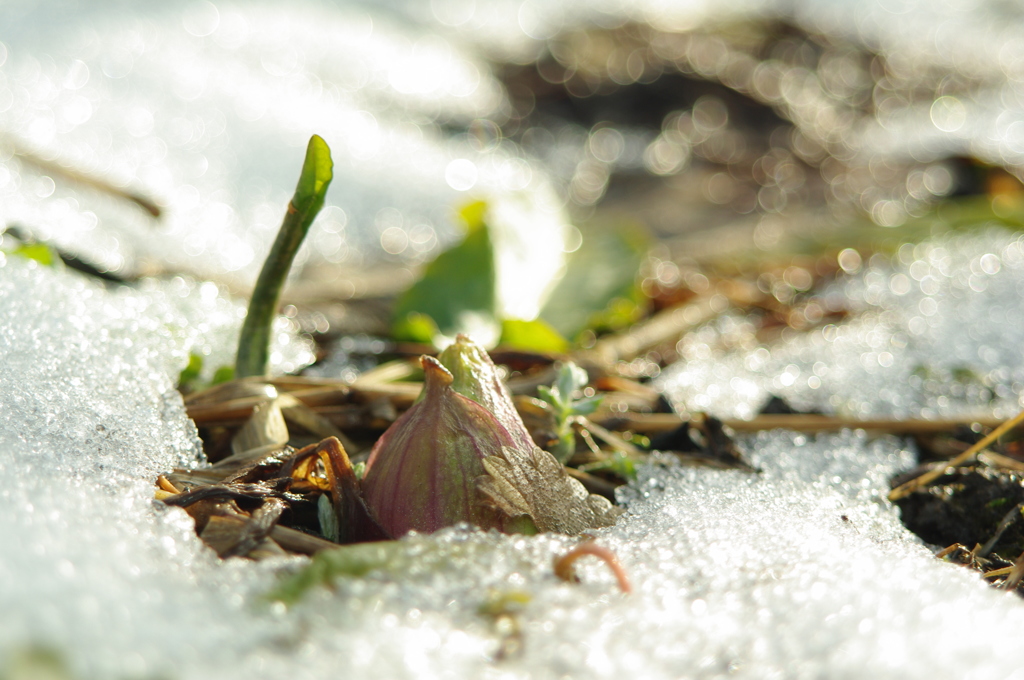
[1000,550,1024,591]
[889,408,1024,501]
[7,139,163,218]
[600,412,1007,436]
[577,417,646,457]
[185,381,420,426]
[582,295,719,368]
[979,502,1024,558]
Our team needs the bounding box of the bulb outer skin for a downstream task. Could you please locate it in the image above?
[361,355,512,536]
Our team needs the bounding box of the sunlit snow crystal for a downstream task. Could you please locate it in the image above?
[0,1,569,320]
[6,238,1024,679]
[5,1,1024,679]
[658,229,1024,421]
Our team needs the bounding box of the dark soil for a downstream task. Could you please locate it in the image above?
[894,467,1024,558]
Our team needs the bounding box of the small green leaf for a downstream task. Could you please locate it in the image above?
[986,497,1010,511]
[352,461,366,480]
[554,362,589,405]
[236,135,333,378]
[498,318,569,353]
[9,242,59,268]
[317,494,340,543]
[392,311,440,345]
[211,365,235,385]
[268,541,405,604]
[392,200,498,346]
[570,395,602,416]
[177,353,204,391]
[579,451,638,481]
[540,228,646,338]
[540,361,599,463]
[479,589,533,617]
[628,432,650,449]
[588,294,645,334]
[2,646,73,680]
[500,514,539,535]
[295,135,334,213]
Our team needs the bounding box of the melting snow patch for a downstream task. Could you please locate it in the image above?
[4,254,1024,679]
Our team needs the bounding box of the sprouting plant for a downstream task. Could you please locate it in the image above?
[235,134,333,378]
[176,352,234,394]
[537,361,603,464]
[578,450,637,480]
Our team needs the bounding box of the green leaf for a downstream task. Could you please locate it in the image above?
[392,200,498,346]
[317,494,340,543]
[540,228,646,339]
[392,311,440,345]
[554,362,589,405]
[539,361,600,463]
[579,451,637,481]
[2,646,73,680]
[498,318,569,353]
[9,242,59,268]
[236,135,333,378]
[268,541,405,604]
[268,538,493,604]
[211,365,235,385]
[569,395,602,416]
[352,461,366,480]
[295,135,334,213]
[177,353,204,391]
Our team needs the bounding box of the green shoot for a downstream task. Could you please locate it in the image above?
[537,361,602,463]
[235,135,333,378]
[177,353,204,393]
[578,451,638,481]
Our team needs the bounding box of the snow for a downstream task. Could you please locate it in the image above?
[5,1,1024,678]
[5,230,1024,679]
[658,230,1024,421]
[0,0,570,320]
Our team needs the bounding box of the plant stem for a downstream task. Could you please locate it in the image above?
[236,135,333,378]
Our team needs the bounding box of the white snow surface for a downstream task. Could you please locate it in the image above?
[6,0,1024,677]
[659,229,1024,421]
[0,0,570,320]
[4,243,1024,679]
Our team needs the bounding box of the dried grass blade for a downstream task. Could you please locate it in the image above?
[601,413,1008,436]
[583,295,720,367]
[889,408,1024,501]
[979,502,1024,558]
[1000,550,1024,591]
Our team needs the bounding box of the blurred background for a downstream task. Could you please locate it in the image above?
[3,0,1023,357]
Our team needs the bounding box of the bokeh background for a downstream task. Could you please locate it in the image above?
[5,0,1023,324]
